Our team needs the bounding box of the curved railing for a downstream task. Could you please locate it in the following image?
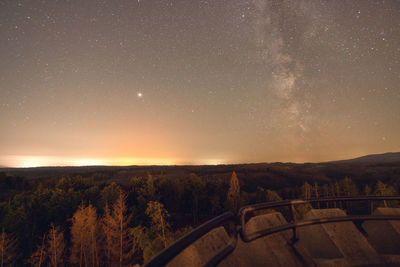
[143,212,237,267]
[144,196,400,267]
[239,195,400,242]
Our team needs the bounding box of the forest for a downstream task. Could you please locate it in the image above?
[1,161,400,266]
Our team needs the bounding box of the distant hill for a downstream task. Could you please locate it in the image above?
[329,152,400,164]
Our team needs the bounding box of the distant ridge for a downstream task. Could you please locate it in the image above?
[329,152,400,164]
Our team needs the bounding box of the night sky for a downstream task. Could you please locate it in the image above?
[1,0,400,167]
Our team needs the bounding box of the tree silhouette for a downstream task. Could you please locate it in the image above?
[300,182,312,199]
[374,180,396,207]
[0,229,17,267]
[28,234,46,267]
[185,173,204,224]
[142,201,171,263]
[146,201,170,248]
[339,177,358,196]
[364,185,372,195]
[47,224,65,267]
[227,171,240,212]
[70,203,99,267]
[102,190,134,267]
[29,225,65,267]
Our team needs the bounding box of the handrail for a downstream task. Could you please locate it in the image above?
[239,195,400,217]
[143,212,237,267]
[243,214,400,242]
[239,195,400,242]
[144,196,400,267]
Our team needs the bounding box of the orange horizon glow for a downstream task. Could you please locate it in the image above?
[1,151,395,168]
[0,155,229,168]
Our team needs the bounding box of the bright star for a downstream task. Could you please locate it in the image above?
[137,92,143,98]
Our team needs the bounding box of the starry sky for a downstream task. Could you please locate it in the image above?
[1,0,400,167]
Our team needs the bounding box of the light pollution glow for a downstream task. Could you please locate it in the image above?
[0,156,227,168]
[1,0,399,167]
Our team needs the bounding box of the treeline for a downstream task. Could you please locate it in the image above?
[0,173,230,266]
[0,171,399,266]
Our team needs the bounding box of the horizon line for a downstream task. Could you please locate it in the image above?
[1,151,399,169]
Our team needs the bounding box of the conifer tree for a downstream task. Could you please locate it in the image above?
[70,203,99,267]
[313,182,320,208]
[374,180,396,207]
[227,171,240,212]
[300,182,312,199]
[321,184,330,208]
[47,224,65,267]
[102,190,134,267]
[145,174,156,201]
[86,205,99,267]
[313,182,319,199]
[29,235,46,267]
[339,177,358,196]
[265,189,282,202]
[186,173,204,224]
[0,229,17,267]
[102,204,114,266]
[145,201,170,248]
[70,205,86,267]
[364,185,372,195]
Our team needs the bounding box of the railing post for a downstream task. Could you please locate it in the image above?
[290,203,298,243]
[370,200,373,214]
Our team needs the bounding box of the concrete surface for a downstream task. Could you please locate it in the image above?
[362,207,400,255]
[298,208,381,266]
[168,212,307,267]
[165,208,400,267]
[220,212,306,267]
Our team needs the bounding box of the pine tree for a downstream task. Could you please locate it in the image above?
[70,205,86,267]
[29,235,46,267]
[47,224,65,267]
[102,204,114,266]
[227,171,240,212]
[313,182,320,208]
[0,229,17,267]
[265,189,282,202]
[102,190,134,267]
[86,205,99,267]
[145,201,170,248]
[374,180,396,207]
[70,203,100,267]
[364,185,372,195]
[186,173,204,224]
[339,177,358,196]
[321,184,330,208]
[297,182,313,218]
[300,182,312,199]
[313,182,319,198]
[145,174,156,201]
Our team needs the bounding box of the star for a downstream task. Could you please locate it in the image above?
[137,92,143,98]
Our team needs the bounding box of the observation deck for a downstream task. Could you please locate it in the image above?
[144,196,400,266]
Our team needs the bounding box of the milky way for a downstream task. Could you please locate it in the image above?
[1,0,399,167]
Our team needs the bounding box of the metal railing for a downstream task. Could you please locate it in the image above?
[239,195,400,243]
[144,196,400,267]
[143,212,237,267]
